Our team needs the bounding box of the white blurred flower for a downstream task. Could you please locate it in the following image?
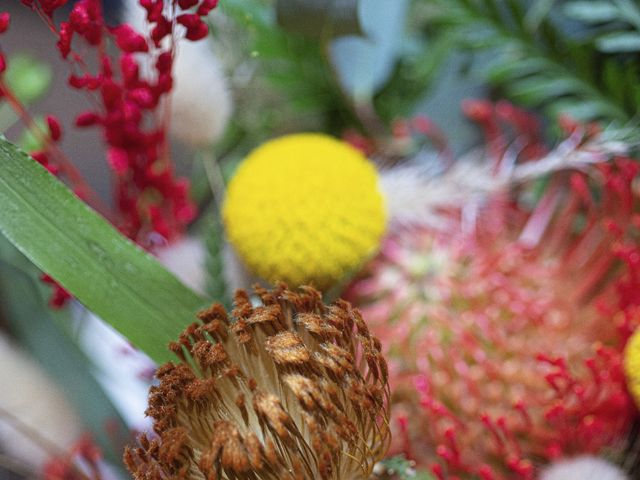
[74,311,154,431]
[156,236,207,294]
[540,456,628,480]
[170,39,232,147]
[0,332,81,469]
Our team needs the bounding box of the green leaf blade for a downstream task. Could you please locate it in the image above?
[0,138,206,363]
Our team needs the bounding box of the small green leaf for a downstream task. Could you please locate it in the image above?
[548,99,621,122]
[507,76,586,106]
[0,138,206,363]
[563,1,620,23]
[487,57,548,83]
[276,0,362,38]
[525,0,557,31]
[4,54,53,104]
[596,32,640,52]
[17,116,47,152]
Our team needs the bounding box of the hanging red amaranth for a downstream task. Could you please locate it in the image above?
[1,0,219,306]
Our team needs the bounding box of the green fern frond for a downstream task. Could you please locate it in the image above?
[427,0,639,131]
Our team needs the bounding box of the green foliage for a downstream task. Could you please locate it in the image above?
[424,0,640,129]
[330,0,410,102]
[374,19,458,121]
[220,0,360,137]
[16,116,47,152]
[4,54,52,104]
[564,0,640,53]
[377,456,435,479]
[204,212,231,309]
[0,55,52,134]
[0,138,206,363]
[275,0,362,38]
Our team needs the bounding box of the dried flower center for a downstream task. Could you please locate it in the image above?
[125,284,390,480]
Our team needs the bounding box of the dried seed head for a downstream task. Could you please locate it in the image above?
[125,284,390,479]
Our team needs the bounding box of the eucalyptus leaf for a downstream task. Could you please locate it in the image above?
[276,0,362,38]
[330,0,410,101]
[596,32,640,52]
[0,138,206,363]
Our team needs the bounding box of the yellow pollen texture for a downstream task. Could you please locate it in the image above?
[223,133,386,290]
[625,328,640,407]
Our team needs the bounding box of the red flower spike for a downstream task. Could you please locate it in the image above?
[39,0,68,17]
[128,87,155,108]
[19,0,198,250]
[197,0,219,16]
[113,25,148,53]
[69,5,90,33]
[30,151,49,166]
[75,111,100,127]
[176,13,208,41]
[155,52,172,73]
[151,17,172,45]
[107,148,129,174]
[57,22,73,58]
[0,12,10,33]
[46,115,63,141]
[0,55,6,75]
[178,0,199,8]
[120,54,139,86]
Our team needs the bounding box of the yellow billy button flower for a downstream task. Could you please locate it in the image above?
[223,134,387,290]
[124,284,390,480]
[624,327,640,406]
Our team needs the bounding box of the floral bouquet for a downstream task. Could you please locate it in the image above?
[1,1,640,479]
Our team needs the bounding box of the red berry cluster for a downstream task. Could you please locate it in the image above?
[1,0,220,306]
[51,0,217,244]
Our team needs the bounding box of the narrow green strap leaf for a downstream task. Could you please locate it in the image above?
[0,138,206,363]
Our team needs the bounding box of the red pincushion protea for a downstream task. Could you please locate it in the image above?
[347,151,640,478]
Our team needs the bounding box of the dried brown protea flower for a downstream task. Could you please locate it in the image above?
[124,284,390,480]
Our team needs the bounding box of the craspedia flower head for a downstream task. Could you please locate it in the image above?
[624,327,640,407]
[223,134,387,290]
[124,284,390,480]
